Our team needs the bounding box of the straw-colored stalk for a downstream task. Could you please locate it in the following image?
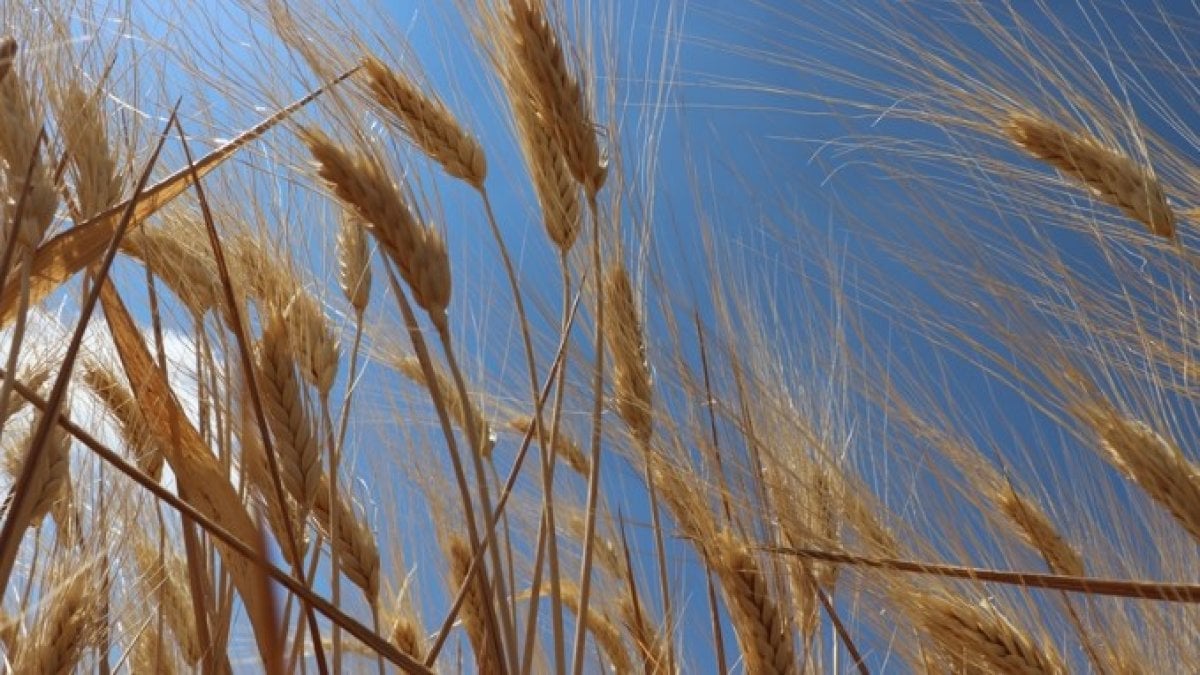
[1004,113,1175,239]
[395,355,494,457]
[362,55,487,188]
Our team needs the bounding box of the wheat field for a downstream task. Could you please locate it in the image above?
[0,0,1195,672]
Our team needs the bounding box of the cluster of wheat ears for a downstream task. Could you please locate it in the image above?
[0,0,1195,673]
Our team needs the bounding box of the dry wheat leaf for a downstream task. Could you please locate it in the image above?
[98,278,281,666]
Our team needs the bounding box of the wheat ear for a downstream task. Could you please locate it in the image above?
[602,262,653,442]
[509,415,589,475]
[503,59,582,251]
[1084,405,1200,542]
[992,483,1085,577]
[305,129,452,320]
[547,582,633,674]
[121,222,224,319]
[447,536,504,674]
[312,476,381,603]
[52,81,123,217]
[3,413,72,529]
[362,55,487,188]
[1004,113,1175,239]
[13,566,96,674]
[337,211,372,315]
[257,313,322,513]
[505,0,606,198]
[82,363,164,480]
[711,531,798,675]
[916,593,1065,674]
[0,44,57,248]
[132,536,204,665]
[395,355,495,457]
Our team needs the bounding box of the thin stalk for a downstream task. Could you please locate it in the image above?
[382,263,505,669]
[479,187,566,673]
[570,197,608,675]
[424,286,583,668]
[433,321,520,673]
[520,259,575,675]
